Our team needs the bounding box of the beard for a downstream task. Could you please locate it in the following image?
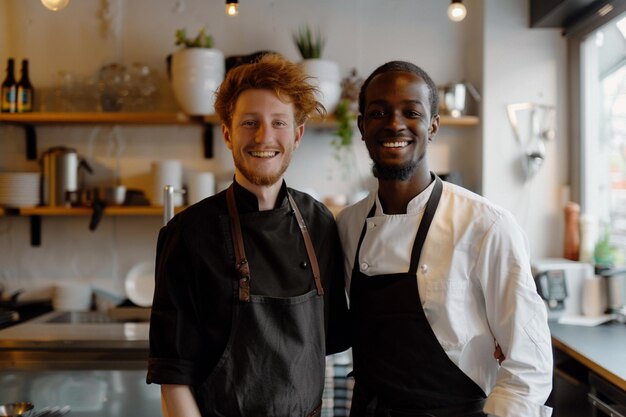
[234,152,292,186]
[372,160,418,181]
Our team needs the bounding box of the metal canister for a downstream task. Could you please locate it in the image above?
[41,146,79,207]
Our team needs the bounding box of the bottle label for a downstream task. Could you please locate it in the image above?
[17,89,32,112]
[1,87,17,112]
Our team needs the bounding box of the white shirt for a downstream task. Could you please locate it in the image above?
[336,180,553,417]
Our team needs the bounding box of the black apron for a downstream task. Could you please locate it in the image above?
[349,176,487,417]
[194,185,325,417]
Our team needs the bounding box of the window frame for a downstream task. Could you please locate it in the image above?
[567,0,626,209]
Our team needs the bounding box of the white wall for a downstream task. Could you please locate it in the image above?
[482,0,567,260]
[0,0,565,297]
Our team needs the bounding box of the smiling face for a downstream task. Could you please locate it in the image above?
[358,71,439,181]
[223,89,303,188]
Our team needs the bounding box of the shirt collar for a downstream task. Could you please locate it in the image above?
[232,179,289,212]
[374,173,437,216]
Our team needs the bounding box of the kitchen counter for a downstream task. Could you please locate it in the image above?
[549,320,626,391]
[0,311,149,370]
[0,311,159,416]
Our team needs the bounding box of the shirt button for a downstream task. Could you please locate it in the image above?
[300,261,308,269]
[360,262,369,271]
[367,221,375,230]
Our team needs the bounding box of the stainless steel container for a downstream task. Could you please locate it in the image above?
[438,81,481,117]
[41,147,79,207]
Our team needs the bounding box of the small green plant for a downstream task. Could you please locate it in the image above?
[594,223,621,267]
[293,26,325,59]
[175,28,214,48]
[331,69,362,151]
[332,99,356,150]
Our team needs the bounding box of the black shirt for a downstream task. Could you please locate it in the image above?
[147,180,350,386]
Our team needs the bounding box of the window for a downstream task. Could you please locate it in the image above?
[571,4,626,266]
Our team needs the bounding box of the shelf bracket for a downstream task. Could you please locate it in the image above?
[25,124,37,160]
[30,215,42,247]
[203,123,214,159]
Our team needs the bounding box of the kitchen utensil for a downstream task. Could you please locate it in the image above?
[31,405,70,417]
[0,402,34,417]
[104,185,126,205]
[0,172,40,208]
[438,81,481,117]
[125,262,155,307]
[596,266,626,318]
[582,276,608,317]
[52,283,92,311]
[187,171,214,205]
[163,184,186,225]
[41,146,92,207]
[151,160,183,206]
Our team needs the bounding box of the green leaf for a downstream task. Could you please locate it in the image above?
[175,27,214,48]
[293,25,325,59]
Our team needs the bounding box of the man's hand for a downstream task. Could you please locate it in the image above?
[494,344,505,365]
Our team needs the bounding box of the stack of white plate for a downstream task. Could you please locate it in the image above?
[0,172,40,208]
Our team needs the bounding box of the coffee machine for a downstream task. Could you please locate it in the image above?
[531,258,594,320]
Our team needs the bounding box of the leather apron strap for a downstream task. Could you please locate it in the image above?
[226,185,324,301]
[288,192,324,296]
[227,185,251,301]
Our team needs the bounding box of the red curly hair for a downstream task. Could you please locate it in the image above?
[214,53,326,128]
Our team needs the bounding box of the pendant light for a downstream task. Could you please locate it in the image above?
[447,0,467,22]
[41,0,70,11]
[225,0,239,16]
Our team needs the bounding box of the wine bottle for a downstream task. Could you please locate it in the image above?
[17,59,34,112]
[1,58,17,113]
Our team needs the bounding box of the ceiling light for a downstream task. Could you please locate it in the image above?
[597,4,614,17]
[225,0,239,16]
[41,0,69,11]
[447,0,467,22]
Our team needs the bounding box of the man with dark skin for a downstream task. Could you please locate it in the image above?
[337,61,553,417]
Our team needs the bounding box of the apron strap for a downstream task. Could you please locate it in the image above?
[408,176,443,275]
[226,185,324,301]
[354,176,443,277]
[227,185,251,302]
[288,193,324,296]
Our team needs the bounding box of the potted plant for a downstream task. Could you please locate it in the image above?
[293,26,341,113]
[170,28,224,116]
[331,69,362,181]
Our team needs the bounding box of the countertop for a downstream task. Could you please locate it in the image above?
[0,310,148,351]
[549,320,626,391]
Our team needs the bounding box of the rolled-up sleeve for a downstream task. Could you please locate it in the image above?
[147,221,206,386]
[477,212,553,417]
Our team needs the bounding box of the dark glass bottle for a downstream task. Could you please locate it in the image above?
[17,59,34,112]
[1,58,17,113]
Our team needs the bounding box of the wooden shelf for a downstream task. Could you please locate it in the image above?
[13,206,186,216]
[0,112,479,127]
[205,114,479,127]
[440,115,480,126]
[0,112,201,125]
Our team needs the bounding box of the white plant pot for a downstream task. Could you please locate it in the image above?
[171,48,224,116]
[299,59,342,114]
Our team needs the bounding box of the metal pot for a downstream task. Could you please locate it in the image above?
[40,147,92,207]
[438,81,481,117]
